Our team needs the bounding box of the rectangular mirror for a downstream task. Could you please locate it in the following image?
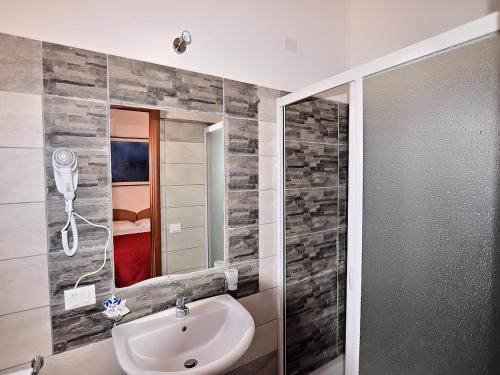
[110,106,224,287]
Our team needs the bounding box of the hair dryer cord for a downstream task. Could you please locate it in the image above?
[72,212,111,289]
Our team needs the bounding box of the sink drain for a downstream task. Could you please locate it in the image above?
[184,359,198,369]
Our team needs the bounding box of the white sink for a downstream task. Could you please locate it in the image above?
[112,294,255,375]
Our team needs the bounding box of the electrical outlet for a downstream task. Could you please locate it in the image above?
[64,285,96,310]
[169,223,182,233]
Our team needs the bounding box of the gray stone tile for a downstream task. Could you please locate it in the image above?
[285,98,338,144]
[337,226,346,275]
[225,351,277,375]
[286,271,337,322]
[46,199,111,254]
[226,155,258,190]
[109,55,223,112]
[338,102,348,145]
[224,79,259,119]
[44,96,110,201]
[227,191,259,227]
[117,269,227,323]
[42,42,107,100]
[51,293,113,354]
[230,259,259,298]
[286,141,338,188]
[225,117,258,155]
[45,149,110,201]
[227,226,259,264]
[176,68,224,112]
[286,313,338,375]
[286,271,338,375]
[43,95,108,150]
[286,188,338,237]
[286,230,337,284]
[48,245,113,307]
[0,33,42,94]
[338,187,347,227]
[339,144,348,186]
[337,271,346,354]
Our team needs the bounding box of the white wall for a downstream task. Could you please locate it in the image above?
[349,0,499,66]
[0,0,350,92]
[112,185,150,213]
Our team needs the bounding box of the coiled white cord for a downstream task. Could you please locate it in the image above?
[61,211,79,257]
[72,212,111,289]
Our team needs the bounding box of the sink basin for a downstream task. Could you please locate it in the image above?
[112,294,255,375]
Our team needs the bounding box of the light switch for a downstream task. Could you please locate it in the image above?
[64,284,96,310]
[169,223,182,233]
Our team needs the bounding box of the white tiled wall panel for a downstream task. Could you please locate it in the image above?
[0,255,49,316]
[0,202,47,260]
[0,91,43,148]
[259,223,277,259]
[259,256,277,291]
[0,148,45,204]
[0,307,52,370]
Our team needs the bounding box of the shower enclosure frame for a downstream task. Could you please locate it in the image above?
[275,12,499,375]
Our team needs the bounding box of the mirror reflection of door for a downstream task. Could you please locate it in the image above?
[110,107,161,288]
[110,107,224,287]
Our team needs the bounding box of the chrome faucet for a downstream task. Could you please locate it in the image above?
[176,296,189,318]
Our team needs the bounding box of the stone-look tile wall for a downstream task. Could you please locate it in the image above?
[0,31,283,373]
[223,80,283,300]
[284,97,348,375]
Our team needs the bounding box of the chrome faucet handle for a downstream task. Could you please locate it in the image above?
[176,296,186,307]
[31,355,44,375]
[176,296,189,318]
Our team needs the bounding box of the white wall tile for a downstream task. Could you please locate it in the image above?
[167,247,206,273]
[0,91,43,148]
[259,189,276,224]
[257,87,280,123]
[161,185,166,207]
[258,121,277,157]
[259,256,277,291]
[239,288,277,326]
[0,255,49,316]
[0,307,52,370]
[227,319,277,371]
[0,148,45,204]
[160,164,166,186]
[259,223,276,259]
[160,207,166,229]
[165,121,206,143]
[165,164,205,185]
[259,156,277,190]
[166,206,205,228]
[161,251,167,275]
[166,226,205,251]
[165,185,205,208]
[165,142,204,164]
[43,338,123,375]
[0,202,47,260]
[160,141,165,163]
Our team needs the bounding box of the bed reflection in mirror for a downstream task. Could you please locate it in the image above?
[110,107,224,287]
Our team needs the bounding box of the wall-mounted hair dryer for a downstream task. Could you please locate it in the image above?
[53,148,79,256]
[52,148,111,289]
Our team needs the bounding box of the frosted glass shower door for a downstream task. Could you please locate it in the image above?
[361,32,500,375]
